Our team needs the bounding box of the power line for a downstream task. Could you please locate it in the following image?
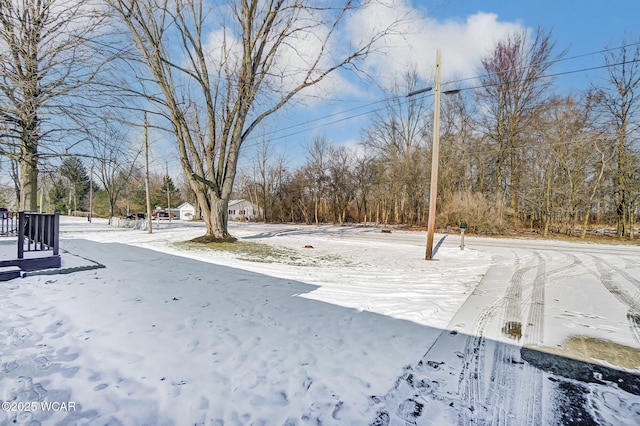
[133,42,640,175]
[252,96,402,142]
[443,40,640,89]
[244,42,640,148]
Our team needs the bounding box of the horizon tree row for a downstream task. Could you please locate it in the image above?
[238,30,640,239]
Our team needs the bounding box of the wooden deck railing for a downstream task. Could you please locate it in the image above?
[0,211,18,236]
[17,211,60,259]
[0,211,61,272]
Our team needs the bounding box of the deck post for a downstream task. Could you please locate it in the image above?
[17,211,25,259]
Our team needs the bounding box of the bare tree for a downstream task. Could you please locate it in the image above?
[278,168,311,224]
[628,153,640,239]
[304,136,330,226]
[353,153,376,224]
[251,139,271,222]
[107,0,398,241]
[247,138,286,222]
[92,122,142,220]
[438,91,477,206]
[360,69,430,224]
[477,27,561,226]
[530,96,596,235]
[0,0,107,210]
[596,40,640,238]
[327,144,355,224]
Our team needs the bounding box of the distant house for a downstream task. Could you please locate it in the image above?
[228,199,259,221]
[178,202,196,220]
[177,200,258,221]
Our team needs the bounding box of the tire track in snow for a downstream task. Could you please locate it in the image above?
[457,252,543,424]
[480,252,547,425]
[456,253,526,424]
[457,299,503,425]
[368,253,519,425]
[525,253,547,346]
[546,252,582,278]
[516,251,587,424]
[590,256,640,344]
[595,257,640,290]
[622,256,640,270]
[516,252,546,425]
[502,262,534,341]
[369,250,584,425]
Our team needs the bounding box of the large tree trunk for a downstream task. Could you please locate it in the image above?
[19,152,38,212]
[193,193,235,243]
[10,159,21,209]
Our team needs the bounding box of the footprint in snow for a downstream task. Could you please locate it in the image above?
[55,347,79,362]
[198,396,209,409]
[397,398,424,422]
[5,376,48,402]
[34,356,51,370]
[421,360,444,371]
[1,357,18,373]
[10,327,33,346]
[332,401,344,419]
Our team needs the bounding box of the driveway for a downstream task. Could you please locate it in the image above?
[372,238,640,425]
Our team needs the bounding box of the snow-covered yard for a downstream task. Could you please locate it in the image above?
[1,216,639,425]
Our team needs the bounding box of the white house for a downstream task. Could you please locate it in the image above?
[178,202,196,221]
[178,200,259,221]
[228,199,259,221]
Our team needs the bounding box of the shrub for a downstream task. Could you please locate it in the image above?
[438,192,518,233]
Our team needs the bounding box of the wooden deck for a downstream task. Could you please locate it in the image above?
[0,212,61,279]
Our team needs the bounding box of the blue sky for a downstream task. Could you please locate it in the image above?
[231,0,640,172]
[133,0,637,182]
[28,0,632,185]
[437,0,639,87]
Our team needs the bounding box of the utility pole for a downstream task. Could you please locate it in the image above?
[144,112,153,234]
[426,49,442,260]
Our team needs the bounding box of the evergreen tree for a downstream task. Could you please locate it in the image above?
[152,175,180,209]
[59,158,90,213]
[49,178,69,213]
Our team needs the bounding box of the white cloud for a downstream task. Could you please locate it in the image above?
[202,1,527,107]
[343,0,526,89]
[196,1,529,149]
[201,4,357,106]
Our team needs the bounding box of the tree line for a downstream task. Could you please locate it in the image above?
[238,29,640,239]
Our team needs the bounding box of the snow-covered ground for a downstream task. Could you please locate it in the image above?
[1,216,639,425]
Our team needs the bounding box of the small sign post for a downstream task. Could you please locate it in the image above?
[460,221,467,250]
